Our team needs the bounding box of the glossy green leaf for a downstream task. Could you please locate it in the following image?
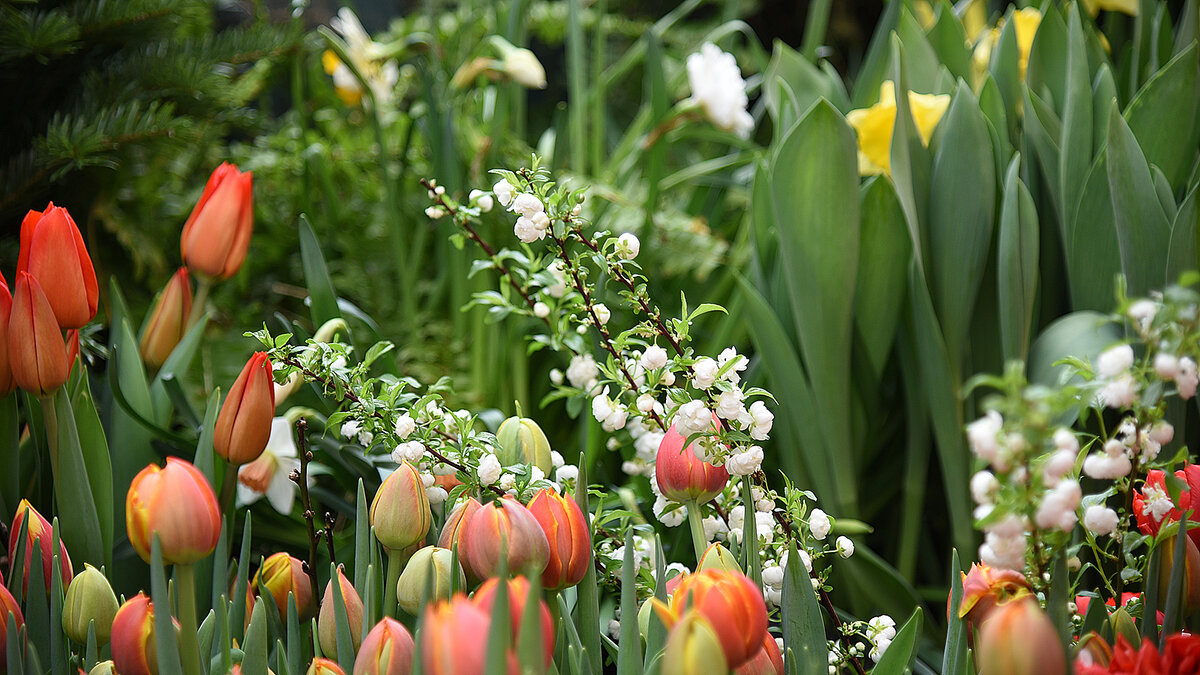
[617,531,642,674]
[871,608,922,675]
[943,550,968,675]
[1068,154,1123,311]
[1167,185,1200,283]
[299,215,341,328]
[854,176,911,377]
[50,391,104,568]
[1107,102,1172,296]
[1060,2,1094,229]
[781,540,825,674]
[997,155,1040,363]
[1124,43,1200,192]
[242,598,269,675]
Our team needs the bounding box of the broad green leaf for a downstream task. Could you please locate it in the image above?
[854,177,910,377]
[996,156,1040,363]
[572,457,602,675]
[781,540,825,674]
[1068,154,1122,311]
[1027,312,1121,389]
[1023,87,1064,228]
[243,599,269,675]
[851,0,903,107]
[896,9,943,93]
[51,391,104,568]
[1167,185,1200,283]
[1092,64,1118,152]
[151,312,210,411]
[109,313,159,536]
[1125,44,1200,192]
[299,215,341,328]
[925,6,970,82]
[987,10,1022,132]
[871,608,922,675]
[1060,2,1094,229]
[617,531,642,674]
[890,37,934,269]
[765,40,845,126]
[25,538,50,664]
[517,581,546,674]
[1026,2,1069,109]
[69,370,114,572]
[1107,102,1172,296]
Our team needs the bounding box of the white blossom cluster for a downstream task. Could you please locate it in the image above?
[685,43,754,138]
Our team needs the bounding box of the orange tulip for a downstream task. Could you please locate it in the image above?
[977,597,1067,675]
[17,203,98,329]
[307,658,347,675]
[371,461,432,552]
[180,163,254,280]
[111,594,158,675]
[527,488,590,590]
[353,617,415,675]
[9,499,73,595]
[473,576,555,669]
[8,271,70,397]
[0,584,24,665]
[139,267,192,369]
[126,457,221,565]
[463,498,549,579]
[655,421,728,504]
[662,611,725,675]
[421,594,497,675]
[255,552,315,622]
[437,497,482,580]
[657,569,768,669]
[213,352,274,465]
[318,566,364,655]
[0,272,14,397]
[735,631,784,675]
[954,562,1033,629]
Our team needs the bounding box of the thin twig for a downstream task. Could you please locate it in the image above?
[291,418,322,604]
[322,511,338,566]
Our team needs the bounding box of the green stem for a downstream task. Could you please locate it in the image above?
[218,463,239,520]
[40,395,60,477]
[800,0,832,61]
[383,548,406,619]
[686,500,707,565]
[177,563,203,675]
[187,279,212,330]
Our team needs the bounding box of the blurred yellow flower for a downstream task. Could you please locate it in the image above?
[1082,0,1139,16]
[846,81,951,176]
[322,8,399,109]
[1012,8,1042,79]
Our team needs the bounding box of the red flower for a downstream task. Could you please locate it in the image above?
[1076,634,1200,674]
[1133,467,1200,549]
[1074,594,1164,630]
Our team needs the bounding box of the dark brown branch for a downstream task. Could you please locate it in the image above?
[291,418,322,604]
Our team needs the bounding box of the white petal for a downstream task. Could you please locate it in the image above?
[265,459,300,514]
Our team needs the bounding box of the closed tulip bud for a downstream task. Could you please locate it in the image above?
[62,563,117,645]
[657,569,768,669]
[17,203,98,329]
[502,48,547,89]
[473,576,554,669]
[438,497,482,580]
[977,597,1066,675]
[0,584,24,666]
[421,595,491,674]
[9,271,70,397]
[1074,632,1113,670]
[655,422,728,505]
[255,552,315,622]
[139,268,192,369]
[495,416,553,474]
[463,498,550,579]
[396,547,463,615]
[371,462,432,552]
[527,488,590,590]
[319,566,364,655]
[735,631,784,675]
[954,562,1032,630]
[89,661,115,675]
[697,543,741,574]
[662,611,725,675]
[0,273,14,397]
[180,163,254,280]
[126,457,221,565]
[307,659,347,675]
[1109,607,1141,648]
[9,499,73,594]
[214,352,275,465]
[112,594,163,675]
[353,617,415,675]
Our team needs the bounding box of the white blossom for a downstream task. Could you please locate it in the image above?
[1042,450,1077,486]
[1035,480,1081,532]
[1083,505,1119,536]
[685,43,754,138]
[836,536,855,558]
[653,497,687,527]
[566,354,599,391]
[395,414,416,440]
[636,394,657,413]
[1097,344,1135,378]
[1053,428,1079,453]
[468,189,494,212]
[970,471,999,505]
[692,357,719,389]
[1155,353,1181,379]
[809,508,832,540]
[725,445,763,476]
[341,419,362,441]
[717,347,747,384]
[425,206,445,219]
[967,411,1003,464]
[1141,484,1175,523]
[533,302,550,318]
[748,401,774,441]
[1149,422,1174,446]
[615,233,640,260]
[1177,357,1199,399]
[641,345,668,372]
[556,464,579,488]
[673,400,713,438]
[493,179,515,206]
[392,441,425,464]
[477,453,502,485]
[1099,374,1139,409]
[1128,300,1157,325]
[514,216,546,243]
[592,304,611,325]
[549,369,564,386]
[509,193,544,218]
[545,261,567,298]
[591,388,628,432]
[714,387,746,421]
[1082,452,1132,479]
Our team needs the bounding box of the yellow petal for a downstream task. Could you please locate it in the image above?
[962,0,989,41]
[1012,8,1042,79]
[909,91,951,145]
[847,95,897,176]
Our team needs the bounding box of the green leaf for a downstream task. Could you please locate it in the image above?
[769,99,860,516]
[1167,185,1200,283]
[572,456,602,675]
[1026,3,1068,110]
[299,215,341,328]
[617,531,642,675]
[851,0,902,107]
[231,512,252,643]
[987,10,1022,130]
[765,40,848,127]
[781,540,825,674]
[925,6,970,82]
[1124,43,1200,192]
[871,608,923,675]
[67,369,113,571]
[740,476,761,587]
[517,581,547,674]
[996,155,1040,363]
[1107,101,1172,296]
[151,538,185,675]
[25,534,50,664]
[0,396,18,520]
[1060,2,1094,230]
[108,312,160,537]
[889,37,934,269]
[330,564,356,671]
[50,391,104,568]
[152,312,210,403]
[483,552,511,675]
[895,8,942,93]
[942,550,968,675]
[242,598,269,675]
[1027,311,1121,389]
[1068,153,1123,311]
[836,545,925,632]
[854,177,911,377]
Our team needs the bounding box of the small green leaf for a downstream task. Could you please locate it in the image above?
[871,607,923,675]
[781,540,825,674]
[299,215,342,327]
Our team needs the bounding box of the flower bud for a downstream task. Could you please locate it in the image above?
[62,563,118,645]
[527,488,590,590]
[1073,632,1113,670]
[655,422,728,505]
[657,569,768,669]
[180,162,254,280]
[89,661,115,675]
[254,552,315,622]
[8,271,70,397]
[0,584,24,665]
[0,273,15,397]
[954,562,1032,631]
[1157,533,1200,614]
[9,499,73,595]
[126,457,221,565]
[503,48,546,89]
[696,542,741,574]
[396,546,463,616]
[463,498,550,579]
[421,595,491,674]
[437,497,482,581]
[139,267,192,369]
[353,617,415,675]
[214,352,275,465]
[111,594,164,675]
[1109,606,1142,648]
[308,658,347,675]
[977,597,1067,675]
[473,576,554,669]
[17,203,98,329]
[371,461,433,552]
[319,566,364,655]
[495,416,553,474]
[735,631,784,675]
[662,611,726,675]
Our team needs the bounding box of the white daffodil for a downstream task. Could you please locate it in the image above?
[237,417,303,514]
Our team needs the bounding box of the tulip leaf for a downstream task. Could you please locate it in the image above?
[6,614,22,675]
[1107,101,1172,297]
[151,312,210,414]
[557,594,591,675]
[484,554,512,675]
[782,539,825,674]
[198,610,215,668]
[287,593,302,675]
[231,512,252,643]
[895,9,941,93]
[617,530,642,675]
[851,0,902,107]
[1027,3,1069,109]
[354,480,369,593]
[871,607,922,675]
[1124,43,1200,192]
[192,390,220,502]
[50,391,105,570]
[517,581,547,675]
[854,176,911,377]
[890,36,933,267]
[987,10,1021,128]
[926,5,969,82]
[1143,539,1163,643]
[644,537,667,674]
[1162,520,1191,639]
[242,598,269,675]
[1068,154,1122,311]
[740,476,761,588]
[1167,185,1200,283]
[997,155,1040,364]
[769,98,860,516]
[49,527,66,675]
[572,456,603,675]
[1060,2,1094,230]
[0,395,18,521]
[151,538,185,675]
[26,536,50,665]
[765,40,846,126]
[1028,311,1123,389]
[943,550,967,675]
[329,564,356,671]
[299,215,341,328]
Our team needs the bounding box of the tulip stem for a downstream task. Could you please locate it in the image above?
[176,563,203,675]
[40,394,60,477]
[686,500,707,565]
[383,548,405,619]
[188,279,212,330]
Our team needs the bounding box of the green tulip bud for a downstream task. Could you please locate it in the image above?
[696,543,741,574]
[62,563,119,645]
[89,662,115,675]
[396,546,463,616]
[496,416,553,474]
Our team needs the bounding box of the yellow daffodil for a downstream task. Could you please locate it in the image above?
[321,8,399,109]
[913,0,936,30]
[1082,0,1139,16]
[846,81,951,176]
[961,0,989,42]
[1012,8,1042,79]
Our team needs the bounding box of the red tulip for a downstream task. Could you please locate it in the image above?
[463,498,549,579]
[0,584,24,665]
[1076,633,1200,674]
[655,420,728,505]
[9,499,73,595]
[17,203,98,329]
[255,552,315,622]
[126,457,221,565]
[353,617,415,675]
[952,562,1032,629]
[473,576,555,669]
[527,488,590,590]
[437,497,482,580]
[111,594,159,675]
[8,271,70,397]
[213,352,275,465]
[977,597,1067,675]
[308,658,347,675]
[180,163,254,280]
[735,631,784,675]
[0,272,14,397]
[658,569,768,669]
[139,267,192,369]
[422,594,500,675]
[371,461,432,552]
[318,566,364,655]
